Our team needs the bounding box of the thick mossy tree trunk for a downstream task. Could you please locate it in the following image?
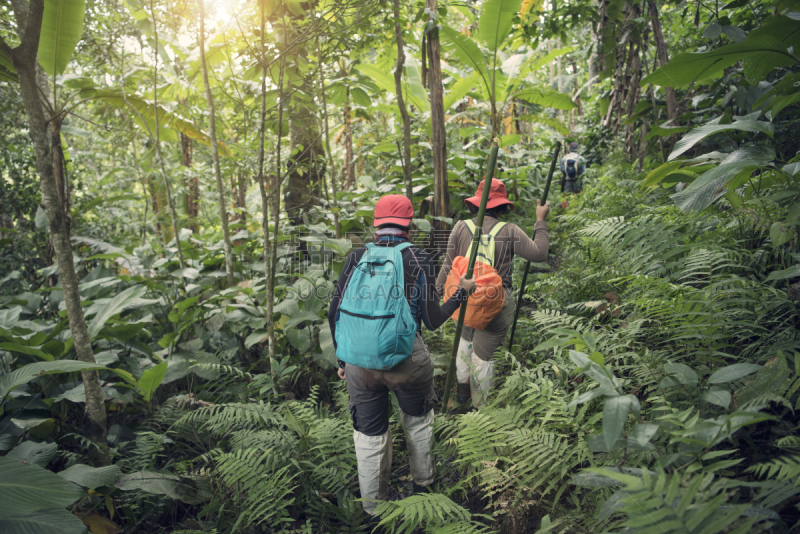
[426,0,450,247]
[199,0,235,287]
[3,0,110,466]
[286,99,325,224]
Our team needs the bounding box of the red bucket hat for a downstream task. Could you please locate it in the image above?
[464,179,514,211]
[374,194,414,227]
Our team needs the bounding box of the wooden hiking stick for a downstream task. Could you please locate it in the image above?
[507,141,561,349]
[441,142,499,414]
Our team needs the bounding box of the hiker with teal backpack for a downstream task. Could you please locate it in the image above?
[435,179,550,409]
[328,194,476,520]
[560,141,586,209]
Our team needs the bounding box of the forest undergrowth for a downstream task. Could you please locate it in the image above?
[4,149,800,534]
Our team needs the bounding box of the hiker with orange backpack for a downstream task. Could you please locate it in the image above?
[560,141,586,209]
[328,194,476,520]
[436,179,550,409]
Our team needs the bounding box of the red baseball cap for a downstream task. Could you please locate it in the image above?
[374,194,414,227]
[464,179,514,210]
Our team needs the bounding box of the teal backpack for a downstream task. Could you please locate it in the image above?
[335,242,417,370]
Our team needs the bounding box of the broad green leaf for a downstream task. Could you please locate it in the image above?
[0,508,87,534]
[642,36,797,88]
[443,72,481,111]
[318,322,337,368]
[765,264,800,281]
[669,117,774,161]
[603,395,636,452]
[0,360,132,401]
[0,456,84,516]
[671,145,774,211]
[642,161,683,189]
[631,423,659,447]
[138,361,167,402]
[479,0,523,52]
[284,311,322,330]
[770,220,795,247]
[413,218,432,232]
[499,134,520,147]
[114,471,209,504]
[671,161,757,211]
[7,441,58,467]
[440,26,491,97]
[569,351,619,391]
[708,363,762,384]
[0,342,54,361]
[37,0,86,76]
[702,387,732,408]
[77,88,229,155]
[245,330,268,349]
[514,88,576,110]
[659,362,698,388]
[35,206,48,232]
[87,285,147,340]
[58,464,121,489]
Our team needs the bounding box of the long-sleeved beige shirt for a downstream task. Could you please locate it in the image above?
[435,216,549,294]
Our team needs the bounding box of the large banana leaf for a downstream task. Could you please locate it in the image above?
[0,509,87,534]
[37,0,86,76]
[355,63,430,112]
[85,284,147,340]
[514,88,576,110]
[440,26,491,97]
[479,0,523,52]
[0,456,84,517]
[668,114,774,160]
[641,36,797,88]
[671,145,775,211]
[443,72,481,111]
[0,360,136,402]
[77,88,231,155]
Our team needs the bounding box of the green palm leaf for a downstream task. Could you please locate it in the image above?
[440,26,491,97]
[37,0,86,76]
[479,0,523,53]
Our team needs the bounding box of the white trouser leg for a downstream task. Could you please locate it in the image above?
[354,429,392,514]
[399,408,435,487]
[469,355,496,408]
[456,338,474,384]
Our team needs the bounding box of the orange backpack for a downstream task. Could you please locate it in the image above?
[444,221,507,329]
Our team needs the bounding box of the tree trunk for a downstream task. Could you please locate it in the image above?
[426,0,450,247]
[257,0,277,381]
[181,129,199,233]
[4,0,110,467]
[286,101,325,224]
[147,0,184,268]
[318,43,341,237]
[51,116,70,238]
[200,0,235,287]
[342,88,355,190]
[648,1,678,122]
[393,0,414,202]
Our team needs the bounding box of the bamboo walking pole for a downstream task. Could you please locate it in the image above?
[508,141,561,348]
[441,142,499,414]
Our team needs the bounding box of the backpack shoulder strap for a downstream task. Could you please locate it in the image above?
[487,221,507,240]
[365,242,376,250]
[463,219,476,233]
[394,242,413,252]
